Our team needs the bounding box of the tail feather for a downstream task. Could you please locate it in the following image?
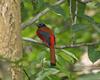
[50,46,56,66]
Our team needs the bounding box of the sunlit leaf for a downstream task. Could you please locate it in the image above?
[61,49,78,60]
[58,51,75,63]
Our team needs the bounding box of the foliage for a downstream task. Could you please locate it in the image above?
[21,0,100,80]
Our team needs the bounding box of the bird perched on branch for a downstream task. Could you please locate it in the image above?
[36,23,56,66]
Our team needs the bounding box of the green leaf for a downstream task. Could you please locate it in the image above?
[61,49,78,60]
[36,68,59,80]
[78,2,86,16]
[21,0,33,21]
[37,0,45,10]
[78,72,100,80]
[88,46,100,63]
[47,68,59,74]
[72,24,87,32]
[21,1,29,22]
[78,15,95,24]
[57,54,68,65]
[22,26,34,37]
[50,6,66,18]
[93,13,100,23]
[77,2,86,22]
[95,2,100,8]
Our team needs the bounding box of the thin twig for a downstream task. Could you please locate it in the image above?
[23,37,100,49]
[23,68,30,80]
[56,41,100,49]
[21,0,65,30]
[69,0,78,44]
[73,0,78,25]
[23,37,42,44]
[69,0,73,24]
[69,0,74,44]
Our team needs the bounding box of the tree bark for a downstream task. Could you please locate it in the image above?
[0,0,23,80]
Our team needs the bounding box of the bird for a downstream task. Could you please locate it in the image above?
[36,23,56,66]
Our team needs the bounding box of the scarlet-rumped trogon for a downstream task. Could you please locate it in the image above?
[36,23,56,66]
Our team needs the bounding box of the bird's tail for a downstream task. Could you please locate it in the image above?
[50,46,56,66]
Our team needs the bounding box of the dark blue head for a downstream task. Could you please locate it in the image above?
[37,23,46,28]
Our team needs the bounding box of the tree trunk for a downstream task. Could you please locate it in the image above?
[0,0,23,80]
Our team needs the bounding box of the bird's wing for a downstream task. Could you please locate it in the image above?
[37,30,50,46]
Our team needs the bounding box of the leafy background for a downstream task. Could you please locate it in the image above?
[21,0,100,80]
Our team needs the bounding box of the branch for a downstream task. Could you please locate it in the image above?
[21,0,65,30]
[56,41,100,49]
[23,37,100,49]
[23,68,30,80]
